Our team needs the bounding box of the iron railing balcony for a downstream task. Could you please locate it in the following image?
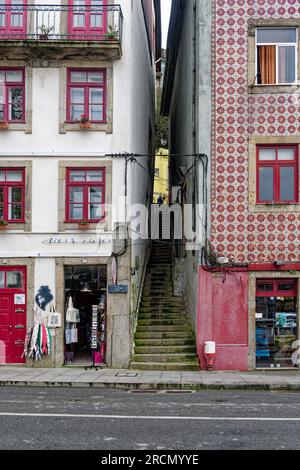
[0,3,123,60]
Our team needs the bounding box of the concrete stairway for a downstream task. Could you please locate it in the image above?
[131,243,199,371]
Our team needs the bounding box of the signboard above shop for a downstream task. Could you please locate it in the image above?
[0,234,113,258]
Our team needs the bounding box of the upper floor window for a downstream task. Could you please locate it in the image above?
[68,0,107,39]
[0,68,25,122]
[0,0,27,38]
[257,145,298,204]
[0,168,25,222]
[67,68,106,123]
[66,168,105,222]
[256,28,297,85]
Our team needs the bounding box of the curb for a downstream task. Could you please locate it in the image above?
[1,380,300,391]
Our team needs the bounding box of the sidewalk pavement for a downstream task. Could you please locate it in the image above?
[1,367,300,391]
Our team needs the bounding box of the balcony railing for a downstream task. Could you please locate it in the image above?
[0,3,123,43]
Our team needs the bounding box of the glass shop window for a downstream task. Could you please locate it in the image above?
[256,279,298,369]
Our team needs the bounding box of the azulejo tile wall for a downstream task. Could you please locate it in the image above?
[210,0,300,263]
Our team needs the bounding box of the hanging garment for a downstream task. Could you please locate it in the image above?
[46,326,51,355]
[29,323,40,359]
[41,324,48,354]
[22,327,33,359]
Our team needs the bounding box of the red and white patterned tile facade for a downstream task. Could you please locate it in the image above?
[210,0,300,263]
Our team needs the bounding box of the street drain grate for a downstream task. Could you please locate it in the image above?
[115,372,139,378]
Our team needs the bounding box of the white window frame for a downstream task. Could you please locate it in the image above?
[255,27,298,86]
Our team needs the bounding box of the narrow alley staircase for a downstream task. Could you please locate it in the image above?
[131,243,199,371]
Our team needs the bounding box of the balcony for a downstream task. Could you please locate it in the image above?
[0,3,123,61]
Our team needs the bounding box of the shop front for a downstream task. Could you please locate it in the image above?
[256,279,298,369]
[64,265,107,366]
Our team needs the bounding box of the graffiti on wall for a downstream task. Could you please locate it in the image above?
[35,286,53,311]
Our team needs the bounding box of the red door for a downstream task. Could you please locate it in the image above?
[68,0,107,40]
[0,267,26,364]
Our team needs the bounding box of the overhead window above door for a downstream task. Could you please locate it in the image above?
[0,0,27,39]
[68,0,107,39]
[256,28,297,85]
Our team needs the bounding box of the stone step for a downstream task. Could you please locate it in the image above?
[146,263,172,274]
[135,331,194,339]
[138,319,188,326]
[134,345,196,354]
[150,257,172,261]
[132,353,198,363]
[130,362,199,371]
[148,263,172,267]
[140,307,186,318]
[141,295,186,308]
[143,282,173,287]
[138,312,186,319]
[145,273,172,277]
[134,338,196,347]
[140,303,185,309]
[141,298,185,303]
[143,287,173,292]
[136,325,192,332]
[143,285,173,290]
[146,274,172,278]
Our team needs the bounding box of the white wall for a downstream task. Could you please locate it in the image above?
[0,0,157,318]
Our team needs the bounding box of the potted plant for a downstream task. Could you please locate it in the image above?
[0,218,8,230]
[79,113,91,129]
[39,24,54,40]
[105,25,118,40]
[78,220,90,230]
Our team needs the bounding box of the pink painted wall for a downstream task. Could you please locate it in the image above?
[198,268,248,370]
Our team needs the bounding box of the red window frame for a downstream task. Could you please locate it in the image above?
[65,167,106,223]
[0,266,26,292]
[0,0,27,38]
[257,145,298,204]
[67,0,107,39]
[66,68,107,123]
[256,279,297,298]
[0,168,25,223]
[0,67,25,123]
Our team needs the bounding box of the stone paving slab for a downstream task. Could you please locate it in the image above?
[0,367,300,390]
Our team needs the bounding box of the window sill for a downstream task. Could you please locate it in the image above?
[60,221,111,232]
[250,203,300,213]
[0,123,32,133]
[0,223,27,231]
[249,84,299,94]
[59,121,112,134]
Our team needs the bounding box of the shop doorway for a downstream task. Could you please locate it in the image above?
[256,279,298,369]
[64,265,107,366]
[0,267,26,364]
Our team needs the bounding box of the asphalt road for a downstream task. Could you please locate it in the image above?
[0,387,300,450]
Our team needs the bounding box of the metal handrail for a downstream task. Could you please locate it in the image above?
[131,240,152,355]
[0,4,123,42]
